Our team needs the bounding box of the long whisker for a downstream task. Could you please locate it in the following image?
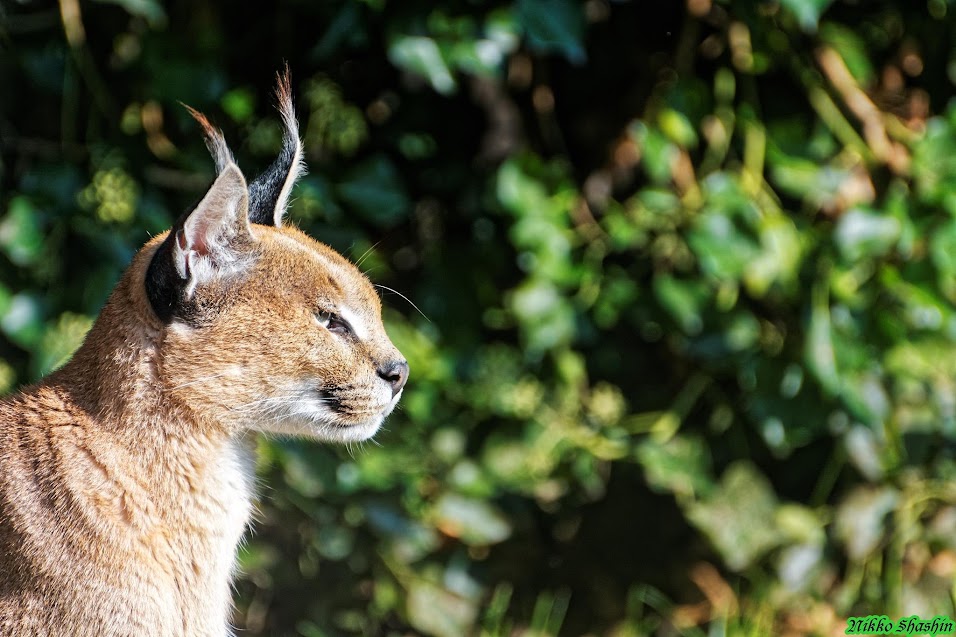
[229,395,334,412]
[353,241,383,271]
[226,392,391,447]
[374,284,431,322]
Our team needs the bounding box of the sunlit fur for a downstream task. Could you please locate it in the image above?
[0,73,406,636]
[161,219,406,445]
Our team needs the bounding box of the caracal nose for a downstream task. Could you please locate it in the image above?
[378,359,409,397]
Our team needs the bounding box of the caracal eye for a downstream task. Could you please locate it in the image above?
[315,310,352,336]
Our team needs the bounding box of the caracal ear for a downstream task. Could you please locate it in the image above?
[175,164,252,287]
[183,104,234,174]
[247,66,306,227]
[145,164,254,322]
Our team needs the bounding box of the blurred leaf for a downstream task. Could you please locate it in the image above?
[315,525,354,561]
[388,36,456,94]
[304,78,369,156]
[913,117,956,205]
[744,214,803,295]
[834,485,898,559]
[497,158,551,218]
[515,0,586,64]
[1,293,43,350]
[636,434,713,500]
[33,312,93,378]
[277,442,334,498]
[834,207,901,261]
[779,0,835,32]
[777,543,824,592]
[886,338,956,379]
[485,9,521,54]
[483,436,533,485]
[508,277,576,352]
[406,578,478,637]
[366,503,439,563]
[844,424,887,481]
[0,197,44,267]
[431,493,512,545]
[235,541,280,575]
[688,210,760,281]
[805,283,840,395]
[775,504,825,545]
[819,23,875,84]
[632,123,676,184]
[448,40,507,76]
[654,275,707,335]
[930,219,956,274]
[658,109,698,149]
[0,361,16,395]
[221,87,255,124]
[687,462,782,571]
[78,167,139,225]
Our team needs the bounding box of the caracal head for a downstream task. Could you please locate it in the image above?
[142,70,407,442]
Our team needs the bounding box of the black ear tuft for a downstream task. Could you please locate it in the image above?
[182,104,233,174]
[247,66,306,227]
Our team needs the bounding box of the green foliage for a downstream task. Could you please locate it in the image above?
[3,0,956,635]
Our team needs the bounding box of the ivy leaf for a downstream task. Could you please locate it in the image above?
[834,207,901,262]
[687,462,782,571]
[779,0,834,32]
[388,36,456,95]
[636,434,713,500]
[515,0,586,64]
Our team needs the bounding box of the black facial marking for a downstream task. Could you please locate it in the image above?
[145,210,192,324]
[319,390,344,414]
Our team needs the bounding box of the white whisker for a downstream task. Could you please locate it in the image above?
[374,284,430,322]
[353,241,382,271]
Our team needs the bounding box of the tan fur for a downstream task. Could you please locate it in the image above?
[0,85,406,635]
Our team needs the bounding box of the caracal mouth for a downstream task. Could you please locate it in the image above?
[327,416,385,442]
[248,385,398,442]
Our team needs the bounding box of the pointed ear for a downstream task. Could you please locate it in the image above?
[182,104,234,174]
[247,66,306,227]
[175,164,252,283]
[145,164,254,322]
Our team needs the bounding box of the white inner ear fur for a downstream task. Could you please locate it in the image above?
[173,164,254,298]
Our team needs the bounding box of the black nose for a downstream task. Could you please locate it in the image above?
[378,360,409,397]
